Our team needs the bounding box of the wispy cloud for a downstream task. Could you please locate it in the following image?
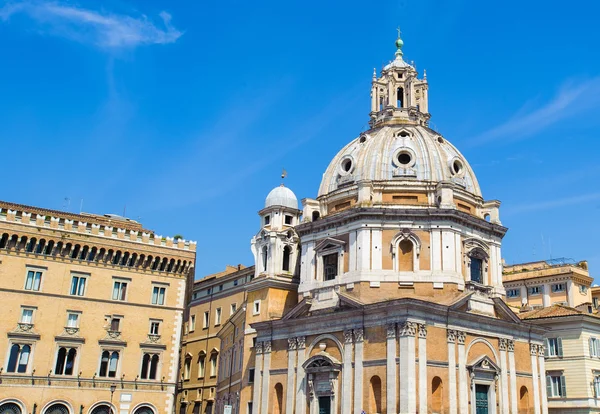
[505,192,600,215]
[0,1,182,48]
[469,77,600,146]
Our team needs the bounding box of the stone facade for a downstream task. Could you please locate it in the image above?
[0,201,196,414]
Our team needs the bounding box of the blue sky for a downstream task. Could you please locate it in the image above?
[1,0,599,279]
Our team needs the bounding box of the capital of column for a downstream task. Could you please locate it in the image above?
[418,323,427,338]
[288,337,297,351]
[537,344,545,356]
[296,336,306,349]
[456,330,466,345]
[263,340,272,353]
[255,341,264,355]
[507,339,515,352]
[499,338,508,351]
[530,343,538,356]
[398,321,417,337]
[344,329,354,344]
[386,323,397,339]
[354,327,364,343]
[447,329,456,343]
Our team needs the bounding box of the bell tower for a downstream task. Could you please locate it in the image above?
[370,29,430,128]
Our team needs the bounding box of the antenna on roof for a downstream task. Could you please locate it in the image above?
[79,199,84,214]
[281,168,287,186]
[63,197,71,211]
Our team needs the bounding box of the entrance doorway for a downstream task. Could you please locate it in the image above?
[318,397,331,414]
[475,384,489,414]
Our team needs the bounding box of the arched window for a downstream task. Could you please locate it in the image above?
[150,354,159,379]
[113,251,122,265]
[379,96,384,111]
[312,211,320,221]
[272,383,284,414]
[160,257,168,271]
[55,241,64,256]
[63,243,72,257]
[282,246,292,272]
[369,376,382,414]
[7,344,30,373]
[121,252,129,266]
[209,353,218,377]
[54,347,77,375]
[8,234,19,249]
[0,233,9,248]
[36,239,46,254]
[129,253,138,267]
[88,247,97,261]
[471,257,483,283]
[397,87,404,108]
[90,405,111,414]
[152,257,161,271]
[432,376,443,413]
[25,237,37,253]
[183,357,191,380]
[519,386,529,413]
[99,350,119,377]
[181,260,188,274]
[71,244,80,259]
[44,240,54,255]
[79,246,89,260]
[261,246,268,272]
[43,403,69,414]
[0,402,22,414]
[398,239,414,271]
[198,352,206,378]
[167,259,176,272]
[133,407,155,414]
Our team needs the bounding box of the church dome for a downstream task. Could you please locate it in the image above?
[265,185,299,209]
[318,124,482,199]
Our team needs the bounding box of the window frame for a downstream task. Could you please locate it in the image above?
[70,273,89,297]
[98,349,121,378]
[111,278,130,301]
[189,315,196,332]
[140,352,161,380]
[506,289,520,298]
[66,311,81,328]
[231,303,237,315]
[151,285,167,306]
[53,345,79,376]
[546,337,563,358]
[149,319,161,335]
[215,308,222,326]
[529,285,542,296]
[552,283,566,293]
[24,267,44,292]
[20,306,35,324]
[203,311,209,329]
[5,341,34,374]
[253,300,261,316]
[547,374,566,398]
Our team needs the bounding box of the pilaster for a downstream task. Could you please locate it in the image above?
[286,338,297,414]
[354,328,364,414]
[295,337,306,414]
[499,338,509,414]
[260,340,272,414]
[457,331,468,414]
[343,330,353,414]
[399,321,417,414]
[447,330,457,414]
[386,324,397,414]
[508,340,518,414]
[252,342,263,414]
[418,324,427,414]
[530,344,541,414]
[538,345,548,414]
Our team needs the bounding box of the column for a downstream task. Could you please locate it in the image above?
[252,342,263,414]
[286,338,297,414]
[542,284,550,307]
[457,331,468,414]
[567,280,575,307]
[418,324,428,414]
[530,344,541,414]
[342,330,353,414]
[538,345,548,414]
[295,337,306,414]
[499,339,509,414]
[508,340,518,414]
[261,340,272,414]
[354,328,364,414]
[399,322,417,413]
[386,324,397,414]
[447,330,457,414]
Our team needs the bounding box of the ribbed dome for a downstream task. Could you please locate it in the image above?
[265,185,299,209]
[318,125,481,198]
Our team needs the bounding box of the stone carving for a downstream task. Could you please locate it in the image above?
[456,331,466,345]
[399,321,417,337]
[288,337,297,351]
[386,323,397,339]
[537,344,545,356]
[507,339,515,352]
[296,336,306,349]
[343,330,353,344]
[255,341,263,355]
[530,344,537,356]
[499,338,507,351]
[447,329,456,343]
[418,324,427,338]
[15,323,34,333]
[308,379,315,398]
[263,340,272,353]
[354,328,364,343]
[147,334,161,343]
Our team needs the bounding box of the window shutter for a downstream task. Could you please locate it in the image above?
[590,338,594,357]
[544,339,549,357]
[557,338,564,357]
[560,375,567,397]
[546,376,552,397]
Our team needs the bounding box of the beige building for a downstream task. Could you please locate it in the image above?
[503,259,593,310]
[0,201,196,414]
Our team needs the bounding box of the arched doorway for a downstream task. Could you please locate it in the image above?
[272,383,284,414]
[303,355,341,414]
[0,402,23,414]
[398,239,414,271]
[369,376,382,413]
[431,376,443,413]
[519,386,529,413]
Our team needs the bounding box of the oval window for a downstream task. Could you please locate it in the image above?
[342,159,352,172]
[397,152,412,165]
[452,159,463,175]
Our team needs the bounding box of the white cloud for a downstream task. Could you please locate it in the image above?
[469,77,600,146]
[0,1,182,48]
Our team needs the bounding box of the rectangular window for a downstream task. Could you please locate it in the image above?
[284,215,293,225]
[594,376,600,398]
[112,280,128,301]
[24,269,42,291]
[264,215,270,225]
[215,308,222,325]
[110,317,121,332]
[529,286,542,296]
[152,286,166,305]
[67,312,80,328]
[20,308,34,324]
[219,284,223,292]
[552,283,566,293]
[206,287,212,295]
[594,298,599,309]
[253,300,261,316]
[548,375,566,398]
[210,355,217,377]
[198,354,206,378]
[248,368,255,383]
[323,253,338,281]
[547,338,563,357]
[149,320,160,335]
[506,289,520,298]
[203,311,209,328]
[70,274,87,296]
[234,279,239,286]
[190,315,196,332]
[231,303,237,315]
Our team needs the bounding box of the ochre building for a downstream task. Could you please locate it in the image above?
[0,201,196,414]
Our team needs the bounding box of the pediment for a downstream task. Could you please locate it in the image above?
[468,355,500,373]
[282,298,312,320]
[315,237,346,252]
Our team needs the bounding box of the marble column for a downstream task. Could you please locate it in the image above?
[538,345,548,414]
[418,324,428,414]
[261,340,272,414]
[354,328,364,414]
[508,340,518,414]
[252,342,263,414]
[342,330,353,414]
[499,339,509,414]
[295,337,306,414]
[286,338,297,414]
[447,330,457,414]
[386,324,397,414]
[530,344,541,414]
[457,331,468,414]
[399,322,417,414]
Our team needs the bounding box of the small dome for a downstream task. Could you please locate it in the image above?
[265,185,299,210]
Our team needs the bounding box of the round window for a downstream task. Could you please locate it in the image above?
[451,159,463,175]
[342,159,352,172]
[397,152,412,165]
[437,136,444,144]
